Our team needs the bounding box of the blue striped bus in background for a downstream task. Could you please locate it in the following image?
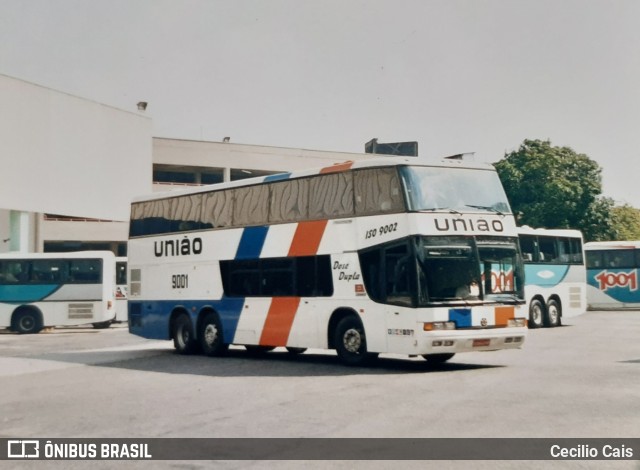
[518,227,586,328]
[0,251,116,333]
[585,241,640,310]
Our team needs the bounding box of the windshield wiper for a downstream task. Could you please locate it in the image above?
[465,204,505,216]
[427,298,486,307]
[490,293,524,304]
[419,208,462,215]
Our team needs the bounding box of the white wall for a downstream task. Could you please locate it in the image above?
[0,74,152,221]
[40,218,128,243]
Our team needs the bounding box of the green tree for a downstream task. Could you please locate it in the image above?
[494,139,615,241]
[611,204,640,240]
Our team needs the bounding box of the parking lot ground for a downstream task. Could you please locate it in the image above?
[1,312,639,469]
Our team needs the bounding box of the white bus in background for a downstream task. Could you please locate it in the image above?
[0,251,116,333]
[115,257,128,322]
[584,240,640,310]
[128,157,527,366]
[517,227,586,328]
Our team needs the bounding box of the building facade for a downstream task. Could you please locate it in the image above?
[1,74,376,255]
[0,73,152,254]
[24,138,376,255]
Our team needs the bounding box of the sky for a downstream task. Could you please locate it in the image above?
[1,0,639,206]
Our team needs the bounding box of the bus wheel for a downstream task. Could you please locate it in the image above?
[422,353,455,364]
[172,314,198,355]
[92,321,112,329]
[199,312,228,357]
[11,308,43,334]
[334,316,378,366]
[545,299,561,328]
[286,347,307,354]
[528,299,544,329]
[245,345,275,355]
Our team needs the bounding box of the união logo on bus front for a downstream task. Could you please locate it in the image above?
[595,270,638,292]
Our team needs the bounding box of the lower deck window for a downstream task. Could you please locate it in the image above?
[220,255,333,297]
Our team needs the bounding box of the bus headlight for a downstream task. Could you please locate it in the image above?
[424,321,456,331]
[507,318,526,328]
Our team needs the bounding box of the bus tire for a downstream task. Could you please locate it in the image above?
[286,347,307,354]
[528,299,544,329]
[334,315,378,366]
[245,345,275,356]
[199,312,228,357]
[545,299,561,327]
[422,353,455,364]
[92,320,112,329]
[11,307,43,334]
[172,314,198,355]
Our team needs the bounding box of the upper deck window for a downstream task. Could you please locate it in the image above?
[354,167,405,216]
[131,164,514,237]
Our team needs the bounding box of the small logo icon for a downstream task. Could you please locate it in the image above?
[480,318,488,327]
[7,440,40,459]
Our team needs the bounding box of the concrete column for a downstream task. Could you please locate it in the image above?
[9,210,31,253]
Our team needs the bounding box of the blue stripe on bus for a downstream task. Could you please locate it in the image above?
[587,268,640,303]
[235,226,269,260]
[128,297,245,342]
[524,264,570,287]
[0,284,62,303]
[448,308,472,328]
[217,297,245,342]
[264,173,291,182]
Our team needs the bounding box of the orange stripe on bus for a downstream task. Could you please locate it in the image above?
[259,297,301,346]
[288,220,328,257]
[319,161,354,174]
[495,306,515,327]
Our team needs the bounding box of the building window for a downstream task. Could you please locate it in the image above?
[153,170,196,184]
[201,171,224,185]
[230,169,283,181]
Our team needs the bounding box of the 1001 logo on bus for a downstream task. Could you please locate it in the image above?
[595,270,638,291]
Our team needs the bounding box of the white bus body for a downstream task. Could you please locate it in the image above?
[0,251,116,333]
[128,158,527,365]
[584,240,640,310]
[517,227,586,328]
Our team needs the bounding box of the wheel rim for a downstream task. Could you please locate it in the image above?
[180,325,190,345]
[204,323,218,347]
[343,328,362,353]
[548,304,559,324]
[20,316,35,331]
[531,304,542,325]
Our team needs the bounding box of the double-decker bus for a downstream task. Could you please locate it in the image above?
[0,251,116,334]
[517,227,586,328]
[584,241,640,310]
[115,257,128,322]
[128,157,527,366]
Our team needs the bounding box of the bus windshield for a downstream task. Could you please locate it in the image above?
[400,166,512,214]
[416,236,523,305]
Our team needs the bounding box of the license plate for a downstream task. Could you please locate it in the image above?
[473,339,491,347]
